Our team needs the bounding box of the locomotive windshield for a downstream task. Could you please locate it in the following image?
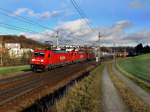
[34,52,45,57]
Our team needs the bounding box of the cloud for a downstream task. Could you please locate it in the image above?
[23,19,150,46]
[125,29,150,41]
[112,20,131,30]
[119,29,150,46]
[13,8,30,16]
[39,10,62,19]
[13,8,62,19]
[23,18,95,45]
[129,0,143,9]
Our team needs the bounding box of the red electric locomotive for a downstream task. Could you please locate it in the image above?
[30,49,95,72]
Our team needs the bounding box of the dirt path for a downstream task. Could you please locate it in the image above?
[102,66,128,112]
[112,63,150,105]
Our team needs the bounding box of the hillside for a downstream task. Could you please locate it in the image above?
[0,35,47,49]
[117,53,150,83]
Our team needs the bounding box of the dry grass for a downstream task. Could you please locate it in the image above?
[55,65,104,112]
[108,63,150,112]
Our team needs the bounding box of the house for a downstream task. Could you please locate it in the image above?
[8,48,31,58]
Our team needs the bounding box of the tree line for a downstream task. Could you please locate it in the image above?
[135,43,150,55]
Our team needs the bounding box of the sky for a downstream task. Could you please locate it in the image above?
[0,0,150,46]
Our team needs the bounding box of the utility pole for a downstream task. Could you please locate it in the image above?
[56,31,59,48]
[96,32,101,62]
[113,42,116,63]
[98,32,101,62]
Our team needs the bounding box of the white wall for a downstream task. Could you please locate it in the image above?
[8,48,32,58]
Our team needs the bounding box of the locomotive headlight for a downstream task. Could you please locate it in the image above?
[40,59,44,62]
[32,59,35,61]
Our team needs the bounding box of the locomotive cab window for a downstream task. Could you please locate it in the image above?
[34,52,45,57]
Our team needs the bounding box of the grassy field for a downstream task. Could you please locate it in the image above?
[117,53,150,83]
[56,64,104,112]
[0,65,30,76]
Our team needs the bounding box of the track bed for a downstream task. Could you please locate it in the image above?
[0,61,97,112]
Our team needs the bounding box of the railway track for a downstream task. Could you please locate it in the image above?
[0,61,97,112]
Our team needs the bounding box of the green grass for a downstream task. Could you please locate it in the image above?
[56,64,104,112]
[117,54,150,84]
[0,65,30,75]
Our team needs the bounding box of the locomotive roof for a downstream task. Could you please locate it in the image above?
[34,49,88,54]
[52,50,68,53]
[34,49,68,53]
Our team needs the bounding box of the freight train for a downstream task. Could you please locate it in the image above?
[30,49,95,72]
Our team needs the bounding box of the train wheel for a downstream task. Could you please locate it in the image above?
[32,67,37,72]
[48,66,51,71]
[42,66,48,72]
